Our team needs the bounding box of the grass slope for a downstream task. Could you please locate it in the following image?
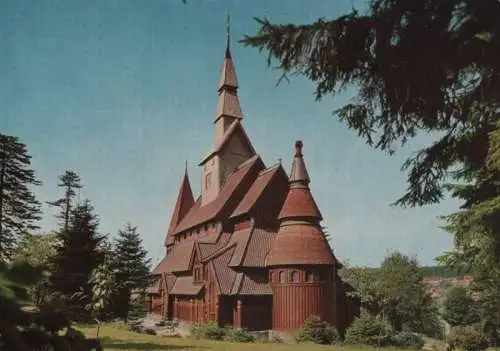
[78,324,406,351]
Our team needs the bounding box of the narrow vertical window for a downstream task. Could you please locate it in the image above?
[279,271,285,283]
[291,271,299,283]
[306,271,314,283]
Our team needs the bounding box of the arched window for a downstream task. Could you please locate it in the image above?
[306,271,314,283]
[291,271,299,283]
[279,271,285,283]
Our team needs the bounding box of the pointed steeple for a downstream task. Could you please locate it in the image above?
[266,141,334,266]
[215,15,242,123]
[278,141,322,221]
[166,165,195,246]
[290,141,310,185]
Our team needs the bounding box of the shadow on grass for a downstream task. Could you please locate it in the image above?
[100,336,208,350]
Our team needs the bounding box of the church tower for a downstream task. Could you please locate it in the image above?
[267,141,338,331]
[199,17,255,206]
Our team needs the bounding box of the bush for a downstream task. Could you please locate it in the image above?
[391,331,425,349]
[344,310,393,347]
[190,322,226,340]
[225,328,255,343]
[295,315,340,345]
[447,326,488,351]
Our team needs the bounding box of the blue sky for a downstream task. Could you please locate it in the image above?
[1,0,460,267]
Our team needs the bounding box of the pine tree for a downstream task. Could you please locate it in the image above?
[443,287,481,327]
[47,170,82,233]
[0,134,41,261]
[111,223,151,321]
[50,200,105,319]
[242,3,499,343]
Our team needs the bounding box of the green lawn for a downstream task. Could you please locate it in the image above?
[77,324,399,351]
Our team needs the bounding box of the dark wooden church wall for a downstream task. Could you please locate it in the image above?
[240,295,272,331]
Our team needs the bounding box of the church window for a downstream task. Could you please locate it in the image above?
[279,271,285,283]
[291,271,299,283]
[205,172,212,189]
[306,271,314,283]
[211,222,215,229]
[204,223,208,231]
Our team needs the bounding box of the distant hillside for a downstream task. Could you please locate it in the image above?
[356,265,470,278]
[419,265,471,278]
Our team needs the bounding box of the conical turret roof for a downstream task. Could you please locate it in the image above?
[266,141,335,266]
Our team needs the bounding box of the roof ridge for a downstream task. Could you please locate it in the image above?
[233,272,244,295]
[235,154,260,170]
[236,223,255,266]
[204,241,237,261]
[258,162,281,176]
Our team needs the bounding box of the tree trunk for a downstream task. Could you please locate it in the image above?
[64,187,71,233]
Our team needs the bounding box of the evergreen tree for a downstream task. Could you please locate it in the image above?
[111,224,151,321]
[243,1,499,343]
[443,287,481,327]
[47,170,82,233]
[0,134,41,261]
[50,200,104,318]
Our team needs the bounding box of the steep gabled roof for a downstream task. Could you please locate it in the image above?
[197,231,232,261]
[241,227,276,267]
[210,244,238,295]
[165,168,195,246]
[173,155,263,234]
[156,241,196,273]
[170,276,203,295]
[230,163,283,219]
[200,121,255,165]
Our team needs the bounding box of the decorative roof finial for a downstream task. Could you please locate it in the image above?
[225,13,231,58]
[295,140,303,157]
[185,160,188,174]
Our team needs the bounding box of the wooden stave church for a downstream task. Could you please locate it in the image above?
[146,36,359,334]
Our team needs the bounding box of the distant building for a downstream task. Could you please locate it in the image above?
[424,276,473,298]
[146,34,359,333]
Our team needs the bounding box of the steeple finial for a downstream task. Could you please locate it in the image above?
[185,160,188,174]
[225,14,231,58]
[290,140,310,185]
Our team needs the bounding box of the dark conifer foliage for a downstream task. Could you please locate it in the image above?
[50,200,105,318]
[111,223,151,320]
[0,134,42,261]
[243,2,500,342]
[47,170,82,233]
[242,0,500,207]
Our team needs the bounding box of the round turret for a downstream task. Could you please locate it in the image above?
[267,141,338,331]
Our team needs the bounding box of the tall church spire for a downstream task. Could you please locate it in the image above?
[215,15,242,124]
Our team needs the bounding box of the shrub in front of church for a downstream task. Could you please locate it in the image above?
[390,331,425,349]
[344,310,393,347]
[446,326,488,351]
[189,322,226,340]
[224,327,255,343]
[295,315,340,345]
